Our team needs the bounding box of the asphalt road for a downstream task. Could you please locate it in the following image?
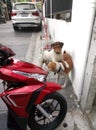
[0,21,33,60]
[0,21,33,130]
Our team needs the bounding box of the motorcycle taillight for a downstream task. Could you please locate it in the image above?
[0,44,15,58]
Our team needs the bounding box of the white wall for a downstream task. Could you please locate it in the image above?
[46,0,95,100]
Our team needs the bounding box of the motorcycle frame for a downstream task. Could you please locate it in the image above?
[0,44,64,130]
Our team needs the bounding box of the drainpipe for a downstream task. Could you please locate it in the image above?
[87,0,96,45]
[50,0,52,18]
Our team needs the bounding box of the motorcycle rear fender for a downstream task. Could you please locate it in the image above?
[35,81,62,104]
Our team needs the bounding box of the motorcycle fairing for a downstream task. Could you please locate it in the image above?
[0,67,40,83]
[1,83,44,117]
[1,81,61,117]
[2,85,46,130]
[6,86,45,130]
[0,60,47,84]
[2,59,47,74]
[26,86,45,114]
[0,60,47,82]
[35,82,62,104]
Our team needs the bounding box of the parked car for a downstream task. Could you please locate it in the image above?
[11,2,42,31]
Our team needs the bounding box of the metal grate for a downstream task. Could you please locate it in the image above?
[45,0,73,17]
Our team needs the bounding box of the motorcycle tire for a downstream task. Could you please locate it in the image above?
[28,92,67,130]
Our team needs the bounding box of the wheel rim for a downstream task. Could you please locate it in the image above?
[35,98,61,125]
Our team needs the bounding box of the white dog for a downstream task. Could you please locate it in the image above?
[39,41,64,67]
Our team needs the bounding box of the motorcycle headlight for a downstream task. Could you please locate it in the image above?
[12,70,46,82]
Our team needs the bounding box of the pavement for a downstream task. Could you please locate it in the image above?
[25,31,92,130]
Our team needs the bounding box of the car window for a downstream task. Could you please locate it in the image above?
[14,3,35,10]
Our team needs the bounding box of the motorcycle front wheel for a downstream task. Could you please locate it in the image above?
[28,92,67,130]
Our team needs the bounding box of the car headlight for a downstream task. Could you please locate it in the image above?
[12,70,46,82]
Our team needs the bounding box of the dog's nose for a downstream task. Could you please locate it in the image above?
[55,52,60,54]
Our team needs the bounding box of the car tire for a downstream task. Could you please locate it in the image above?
[38,23,42,31]
[13,26,19,31]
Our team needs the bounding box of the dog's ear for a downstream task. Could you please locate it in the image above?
[51,42,64,48]
[63,50,67,53]
[60,42,64,48]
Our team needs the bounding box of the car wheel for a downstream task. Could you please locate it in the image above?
[13,26,19,31]
[3,18,6,23]
[38,23,42,31]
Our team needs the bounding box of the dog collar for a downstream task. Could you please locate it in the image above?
[54,66,61,75]
[57,66,61,73]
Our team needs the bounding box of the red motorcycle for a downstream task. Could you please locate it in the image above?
[0,44,67,130]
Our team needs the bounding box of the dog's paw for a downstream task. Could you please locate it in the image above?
[62,82,67,88]
[59,62,65,71]
[64,61,69,68]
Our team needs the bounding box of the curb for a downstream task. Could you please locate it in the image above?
[24,32,37,63]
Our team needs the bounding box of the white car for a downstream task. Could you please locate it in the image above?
[11,2,42,31]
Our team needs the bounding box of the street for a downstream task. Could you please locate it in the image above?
[0,21,33,130]
[0,21,32,60]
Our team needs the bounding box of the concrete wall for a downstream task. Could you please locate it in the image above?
[46,0,96,100]
[80,18,96,111]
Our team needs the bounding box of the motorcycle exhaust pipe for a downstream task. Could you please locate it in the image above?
[36,104,53,122]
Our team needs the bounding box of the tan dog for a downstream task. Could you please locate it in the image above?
[47,50,73,88]
[62,50,73,74]
[39,41,64,67]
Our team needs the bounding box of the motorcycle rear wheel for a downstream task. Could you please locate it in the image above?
[28,92,67,130]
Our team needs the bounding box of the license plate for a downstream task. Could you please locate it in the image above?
[21,13,28,17]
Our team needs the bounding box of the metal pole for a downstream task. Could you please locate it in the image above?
[50,0,52,18]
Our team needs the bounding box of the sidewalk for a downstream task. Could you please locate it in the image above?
[25,32,91,130]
